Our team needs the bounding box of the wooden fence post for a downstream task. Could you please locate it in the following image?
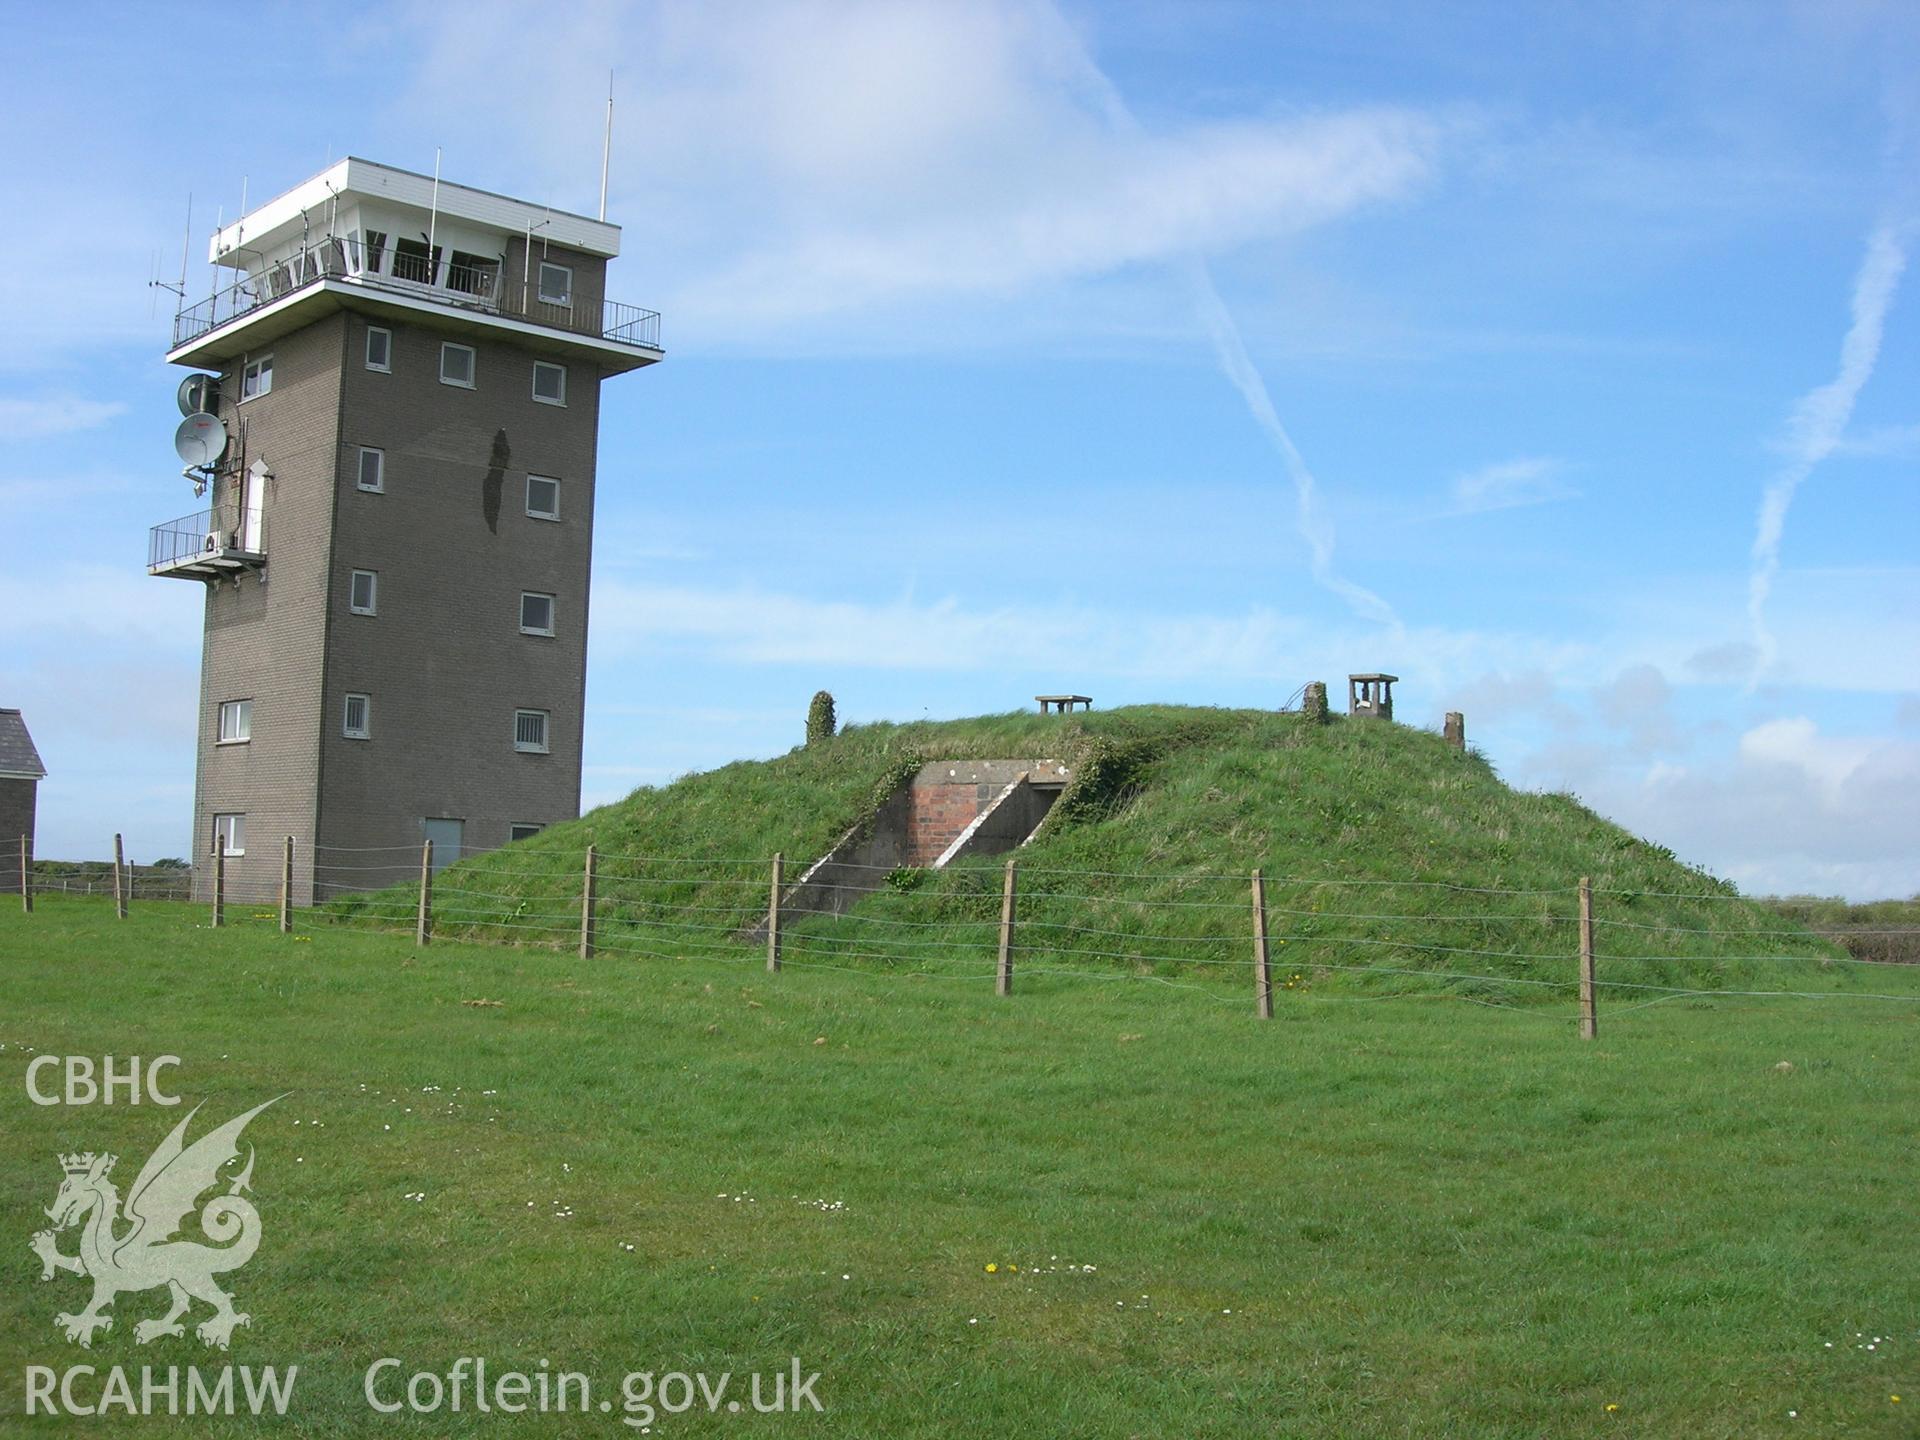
[415,840,433,947]
[1578,876,1597,1041]
[210,832,225,929]
[766,852,783,972]
[113,833,128,919]
[579,845,598,960]
[996,858,1017,997]
[1252,868,1273,1019]
[279,836,294,935]
[19,835,32,915]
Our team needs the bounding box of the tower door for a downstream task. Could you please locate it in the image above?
[240,460,267,552]
[422,817,464,873]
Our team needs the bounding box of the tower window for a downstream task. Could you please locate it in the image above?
[531,361,567,406]
[212,813,246,857]
[525,475,560,520]
[393,238,441,285]
[357,447,385,492]
[514,709,550,754]
[509,822,543,843]
[365,326,392,372]
[349,570,378,616]
[519,592,555,636]
[217,698,252,745]
[537,262,572,306]
[440,343,476,388]
[448,251,498,298]
[240,355,273,401]
[343,693,372,740]
[363,229,388,274]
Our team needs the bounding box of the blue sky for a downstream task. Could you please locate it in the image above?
[2,1,1915,897]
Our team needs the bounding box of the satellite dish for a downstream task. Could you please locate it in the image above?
[176,373,220,416]
[174,413,228,469]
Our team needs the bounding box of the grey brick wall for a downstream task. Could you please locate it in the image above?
[0,778,35,893]
[185,288,613,902]
[192,315,346,904]
[315,311,603,891]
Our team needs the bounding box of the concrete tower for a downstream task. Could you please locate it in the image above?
[153,159,662,901]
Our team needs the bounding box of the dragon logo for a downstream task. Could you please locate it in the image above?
[29,1097,283,1349]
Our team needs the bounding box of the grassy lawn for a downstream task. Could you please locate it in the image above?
[2,896,1916,1437]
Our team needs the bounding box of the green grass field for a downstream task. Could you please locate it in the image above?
[3,896,1916,1437]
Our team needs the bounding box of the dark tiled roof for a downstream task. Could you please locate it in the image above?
[0,710,46,779]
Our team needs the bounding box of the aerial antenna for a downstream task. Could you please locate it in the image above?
[149,194,194,315]
[523,214,552,290]
[428,147,442,280]
[599,70,614,222]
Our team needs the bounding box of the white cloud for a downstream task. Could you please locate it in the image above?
[0,397,128,439]
[1737,715,1875,796]
[589,576,1580,698]
[1592,663,1680,756]
[393,1,1454,349]
[1748,222,1908,674]
[1527,714,1920,900]
[1835,421,1920,458]
[1447,456,1575,514]
[592,576,1296,676]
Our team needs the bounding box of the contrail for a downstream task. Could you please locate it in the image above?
[1183,264,1400,627]
[1036,5,1400,630]
[1747,223,1906,674]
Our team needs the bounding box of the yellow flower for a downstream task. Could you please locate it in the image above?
[1605,1404,1619,1413]
[1008,1264,1018,1273]
[985,1263,997,1273]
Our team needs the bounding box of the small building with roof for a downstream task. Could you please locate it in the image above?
[0,708,47,891]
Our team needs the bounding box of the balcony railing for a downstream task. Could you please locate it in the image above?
[148,504,266,579]
[172,241,662,353]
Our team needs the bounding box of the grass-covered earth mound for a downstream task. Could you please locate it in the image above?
[330,706,1851,1000]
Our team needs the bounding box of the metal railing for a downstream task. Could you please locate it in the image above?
[173,242,662,352]
[148,502,265,571]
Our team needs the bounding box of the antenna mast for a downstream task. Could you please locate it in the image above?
[428,148,442,278]
[149,194,193,307]
[599,71,614,222]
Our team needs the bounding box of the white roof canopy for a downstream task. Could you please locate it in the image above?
[209,157,621,268]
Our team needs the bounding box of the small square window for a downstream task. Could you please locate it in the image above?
[537,262,573,306]
[531,361,567,406]
[357,447,384,492]
[365,326,392,372]
[509,822,543,843]
[349,569,378,616]
[520,592,555,636]
[217,698,251,744]
[525,475,560,520]
[240,355,273,401]
[440,342,476,388]
[212,813,246,857]
[343,693,371,740]
[514,709,550,754]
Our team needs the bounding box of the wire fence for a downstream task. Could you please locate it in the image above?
[18,833,1916,1037]
[24,867,193,901]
